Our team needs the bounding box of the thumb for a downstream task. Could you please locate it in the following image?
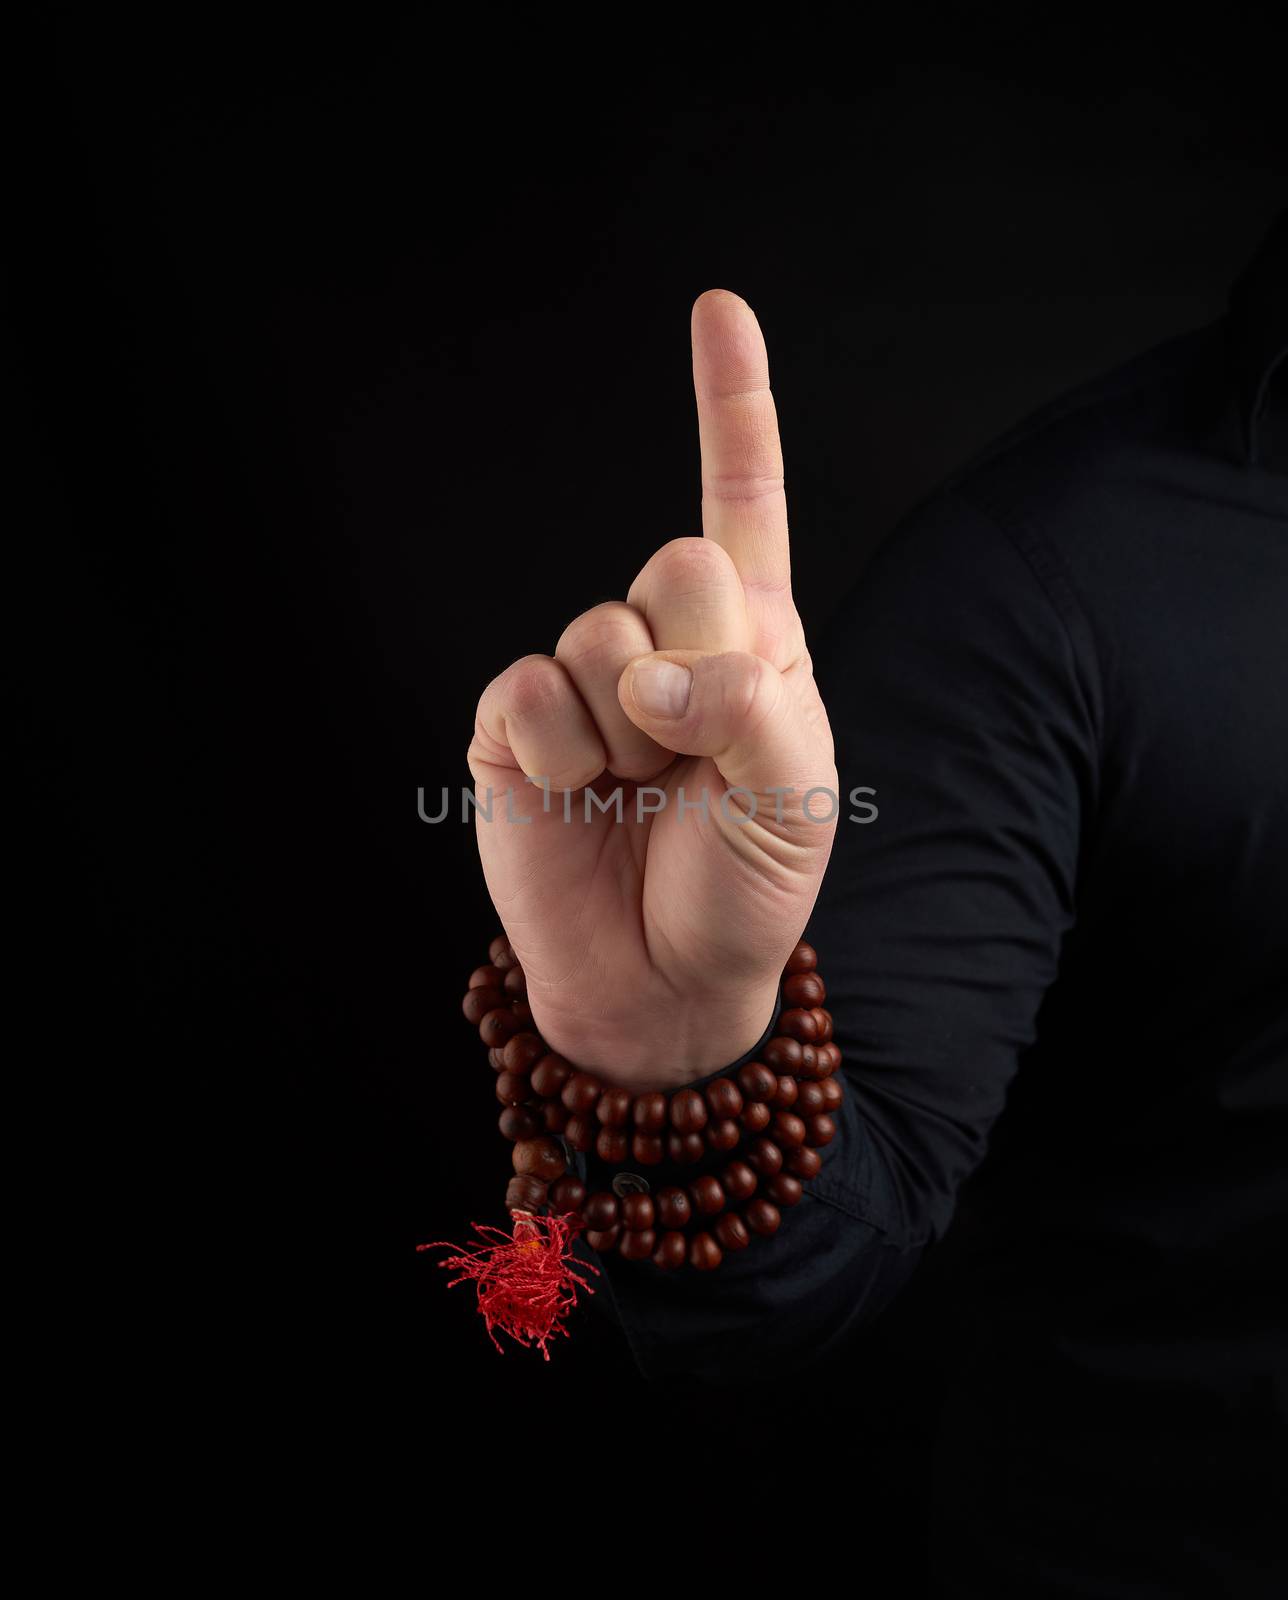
[618,649,836,825]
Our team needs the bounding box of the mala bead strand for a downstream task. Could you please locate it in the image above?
[458,932,846,1272]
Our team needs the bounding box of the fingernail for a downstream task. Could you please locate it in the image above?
[632,659,692,718]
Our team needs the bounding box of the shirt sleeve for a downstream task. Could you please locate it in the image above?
[570,482,1100,1388]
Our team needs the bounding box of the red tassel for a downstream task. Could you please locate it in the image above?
[418,1209,600,1359]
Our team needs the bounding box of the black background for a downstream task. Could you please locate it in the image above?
[23,10,1286,1533]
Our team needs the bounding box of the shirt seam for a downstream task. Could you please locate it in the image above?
[805,1180,898,1236]
[947,481,1108,805]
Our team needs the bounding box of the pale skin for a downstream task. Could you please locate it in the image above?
[468,291,838,1093]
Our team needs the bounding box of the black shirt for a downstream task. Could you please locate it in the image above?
[575,211,1288,1594]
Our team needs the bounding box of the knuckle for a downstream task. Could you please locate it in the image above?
[502,654,565,720]
[546,757,602,792]
[710,650,781,744]
[700,650,768,726]
[555,601,643,668]
[643,536,737,596]
[731,651,773,726]
[701,469,785,505]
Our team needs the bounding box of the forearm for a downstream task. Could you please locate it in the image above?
[564,485,1095,1386]
[572,1032,922,1387]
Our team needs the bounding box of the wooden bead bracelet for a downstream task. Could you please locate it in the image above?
[420,934,844,1358]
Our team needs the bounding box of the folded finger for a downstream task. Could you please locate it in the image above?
[555,601,674,782]
[471,654,606,792]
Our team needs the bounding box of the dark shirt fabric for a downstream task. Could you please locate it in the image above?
[572,211,1288,1595]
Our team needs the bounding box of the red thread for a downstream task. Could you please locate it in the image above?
[418,1209,600,1359]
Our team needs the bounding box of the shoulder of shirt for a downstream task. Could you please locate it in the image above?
[941,314,1232,497]
[840,326,1233,774]
[850,316,1220,574]
[851,317,1233,619]
[920,320,1221,600]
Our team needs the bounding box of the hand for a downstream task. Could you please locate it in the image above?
[468,290,838,1091]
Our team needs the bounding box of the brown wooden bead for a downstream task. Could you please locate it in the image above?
[563,1114,596,1152]
[653,1231,688,1270]
[480,1008,521,1048]
[499,1105,539,1142]
[561,1072,602,1115]
[740,1100,772,1134]
[796,1043,829,1081]
[462,986,505,1025]
[506,1173,548,1212]
[669,1088,708,1134]
[631,1133,665,1166]
[655,1187,693,1229]
[782,971,826,1007]
[548,1176,587,1214]
[746,1136,784,1177]
[689,1231,723,1270]
[744,1198,782,1237]
[596,1088,634,1129]
[796,1080,828,1116]
[619,1228,657,1261]
[502,1032,545,1074]
[513,1137,566,1182]
[762,1037,802,1072]
[785,941,818,974]
[772,1111,808,1147]
[539,1100,570,1134]
[737,1062,778,1102]
[772,1075,799,1109]
[584,1191,621,1230]
[688,1175,726,1216]
[470,939,834,1274]
[595,1126,629,1164]
[705,1077,744,1119]
[721,1160,758,1201]
[633,1093,668,1134]
[704,1118,741,1152]
[787,1145,823,1179]
[530,1053,572,1099]
[667,1130,708,1165]
[779,1007,820,1042]
[495,1071,530,1105]
[715,1213,751,1252]
[488,934,512,964]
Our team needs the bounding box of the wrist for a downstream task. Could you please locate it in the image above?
[528,980,783,1093]
[439,932,844,1343]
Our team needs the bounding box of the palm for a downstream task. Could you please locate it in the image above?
[468,292,836,1090]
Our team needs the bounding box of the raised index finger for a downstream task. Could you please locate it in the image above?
[691,289,792,609]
